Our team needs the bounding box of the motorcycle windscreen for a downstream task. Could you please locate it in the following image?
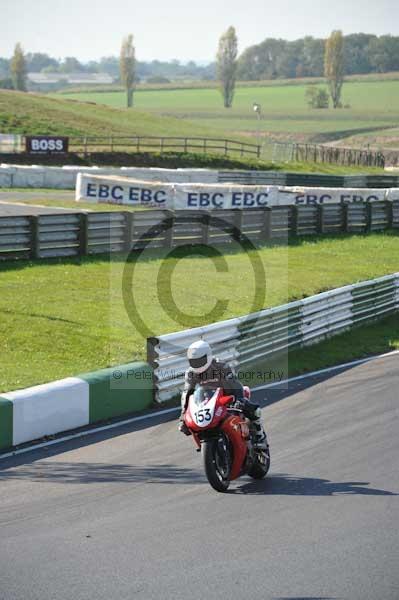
[192,385,220,406]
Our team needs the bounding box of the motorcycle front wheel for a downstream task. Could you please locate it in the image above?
[248,444,271,480]
[202,437,231,492]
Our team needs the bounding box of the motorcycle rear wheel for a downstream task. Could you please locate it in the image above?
[202,437,231,492]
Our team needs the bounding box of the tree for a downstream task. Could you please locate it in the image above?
[26,52,58,73]
[10,43,27,92]
[305,86,329,109]
[0,78,14,90]
[344,34,375,74]
[120,34,136,108]
[0,58,10,79]
[217,26,238,108]
[368,35,399,73]
[325,30,345,108]
[59,57,84,73]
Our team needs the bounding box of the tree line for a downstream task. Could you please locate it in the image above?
[237,33,399,80]
[0,53,215,85]
[1,32,399,87]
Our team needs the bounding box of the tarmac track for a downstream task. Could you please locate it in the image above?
[0,353,398,600]
[0,190,76,215]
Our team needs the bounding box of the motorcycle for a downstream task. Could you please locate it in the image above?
[183,385,270,492]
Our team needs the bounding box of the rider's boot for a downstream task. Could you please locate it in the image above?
[253,419,268,450]
[244,403,268,449]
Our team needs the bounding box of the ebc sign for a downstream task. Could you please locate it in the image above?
[26,136,69,154]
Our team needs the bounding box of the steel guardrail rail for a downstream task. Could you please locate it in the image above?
[1,202,399,261]
[147,273,399,403]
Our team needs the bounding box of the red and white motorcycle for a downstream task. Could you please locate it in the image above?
[183,385,270,492]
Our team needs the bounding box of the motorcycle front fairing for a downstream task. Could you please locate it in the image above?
[185,387,231,433]
[185,386,250,480]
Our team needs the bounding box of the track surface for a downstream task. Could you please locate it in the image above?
[0,354,398,600]
[0,190,76,215]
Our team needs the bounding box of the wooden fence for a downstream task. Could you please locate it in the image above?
[67,136,261,159]
[271,142,385,168]
[1,203,398,261]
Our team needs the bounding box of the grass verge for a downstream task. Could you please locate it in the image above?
[0,231,398,392]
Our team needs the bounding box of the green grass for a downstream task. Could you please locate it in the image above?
[0,231,398,393]
[0,89,220,138]
[3,197,148,212]
[59,80,399,145]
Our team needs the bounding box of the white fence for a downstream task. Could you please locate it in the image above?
[0,165,219,189]
[147,274,399,403]
[1,164,399,190]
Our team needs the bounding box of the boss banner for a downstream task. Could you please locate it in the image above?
[26,136,69,154]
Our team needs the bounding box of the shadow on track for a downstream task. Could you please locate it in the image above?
[0,463,397,496]
[273,597,339,600]
[0,461,205,485]
[230,473,398,496]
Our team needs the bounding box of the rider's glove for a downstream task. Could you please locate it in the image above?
[231,398,245,411]
[178,418,191,436]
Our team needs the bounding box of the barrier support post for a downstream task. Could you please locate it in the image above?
[262,208,272,242]
[387,200,394,229]
[124,211,134,253]
[366,202,373,232]
[29,215,40,259]
[342,203,349,232]
[233,210,243,243]
[201,212,210,245]
[146,337,159,404]
[79,213,89,256]
[291,206,299,236]
[165,211,174,248]
[317,205,324,234]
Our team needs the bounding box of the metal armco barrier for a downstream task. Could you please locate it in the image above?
[147,274,399,403]
[1,203,399,260]
[217,172,399,188]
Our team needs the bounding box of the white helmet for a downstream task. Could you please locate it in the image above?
[187,340,213,373]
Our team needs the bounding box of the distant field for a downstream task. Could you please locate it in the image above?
[59,80,399,145]
[59,71,399,94]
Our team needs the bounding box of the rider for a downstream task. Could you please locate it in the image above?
[178,340,267,448]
